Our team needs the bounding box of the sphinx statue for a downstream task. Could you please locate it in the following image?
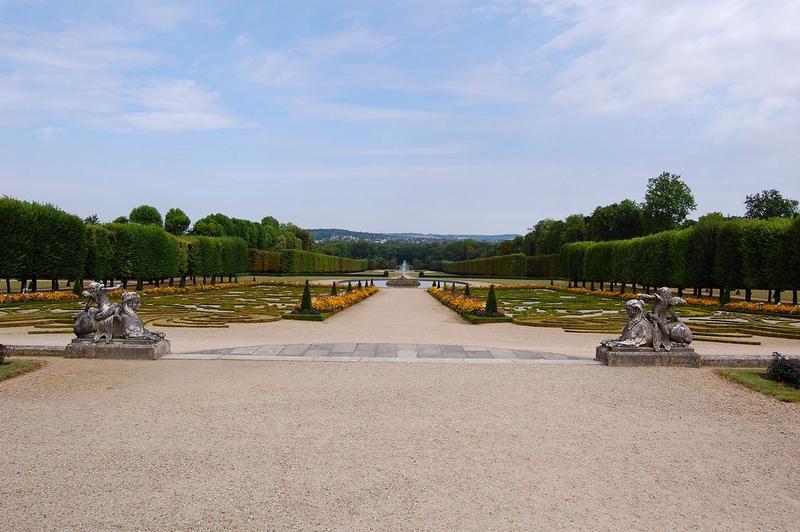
[602,287,692,351]
[74,282,163,343]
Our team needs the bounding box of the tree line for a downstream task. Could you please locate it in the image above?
[0,197,363,293]
[558,216,800,304]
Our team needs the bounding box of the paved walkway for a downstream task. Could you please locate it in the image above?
[163,342,599,364]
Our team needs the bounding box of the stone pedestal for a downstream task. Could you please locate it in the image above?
[595,345,700,367]
[65,338,171,360]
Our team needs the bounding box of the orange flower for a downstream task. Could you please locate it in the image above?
[307,286,379,313]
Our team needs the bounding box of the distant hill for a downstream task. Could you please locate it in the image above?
[310,228,519,243]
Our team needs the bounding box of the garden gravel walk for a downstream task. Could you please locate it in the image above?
[1,358,799,529]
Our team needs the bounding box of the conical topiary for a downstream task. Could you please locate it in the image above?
[72,278,84,295]
[357,280,362,289]
[370,279,374,286]
[300,280,313,311]
[331,282,338,296]
[485,284,498,314]
[346,281,353,293]
[464,283,470,297]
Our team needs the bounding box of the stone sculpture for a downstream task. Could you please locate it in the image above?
[73,282,165,343]
[601,287,692,351]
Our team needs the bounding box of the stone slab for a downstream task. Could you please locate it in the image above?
[7,345,66,357]
[65,338,171,360]
[595,345,700,367]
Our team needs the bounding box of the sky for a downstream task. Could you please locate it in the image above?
[1,0,798,234]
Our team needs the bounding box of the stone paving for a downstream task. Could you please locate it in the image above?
[163,343,600,364]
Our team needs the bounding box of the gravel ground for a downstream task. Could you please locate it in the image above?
[2,357,799,530]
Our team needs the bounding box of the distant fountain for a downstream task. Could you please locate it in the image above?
[387,260,420,287]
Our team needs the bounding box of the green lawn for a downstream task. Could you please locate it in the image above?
[716,369,800,402]
[0,359,43,382]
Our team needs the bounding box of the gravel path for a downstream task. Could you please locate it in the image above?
[2,358,799,529]
[4,288,800,358]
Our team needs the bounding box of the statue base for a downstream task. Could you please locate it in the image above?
[65,338,171,360]
[595,345,699,367]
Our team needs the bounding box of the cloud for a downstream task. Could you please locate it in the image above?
[117,80,243,131]
[292,99,442,123]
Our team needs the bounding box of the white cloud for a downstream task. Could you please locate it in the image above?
[118,80,242,131]
[292,99,442,123]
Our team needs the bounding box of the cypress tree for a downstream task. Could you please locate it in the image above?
[486,284,498,314]
[300,280,313,311]
[370,279,374,286]
[357,280,362,289]
[331,281,338,295]
[346,281,353,293]
[464,283,471,296]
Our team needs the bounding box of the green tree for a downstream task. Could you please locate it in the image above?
[129,205,163,226]
[299,280,313,311]
[112,216,128,224]
[164,208,191,235]
[485,284,498,314]
[744,189,799,219]
[588,200,644,240]
[330,281,338,296]
[642,172,697,233]
[83,214,100,224]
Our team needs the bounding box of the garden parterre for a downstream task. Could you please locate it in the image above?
[0,281,336,332]
[464,284,800,344]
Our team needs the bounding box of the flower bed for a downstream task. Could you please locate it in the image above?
[0,280,310,305]
[427,287,511,324]
[284,286,379,321]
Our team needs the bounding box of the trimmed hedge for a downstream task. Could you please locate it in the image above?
[527,254,558,277]
[0,197,87,286]
[441,253,527,277]
[248,249,282,273]
[281,249,367,274]
[557,217,798,299]
[182,236,248,279]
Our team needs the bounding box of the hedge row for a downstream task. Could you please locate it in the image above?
[248,249,282,273]
[280,250,368,274]
[0,197,86,285]
[85,226,248,283]
[0,197,251,290]
[527,254,558,277]
[558,217,800,301]
[441,253,528,277]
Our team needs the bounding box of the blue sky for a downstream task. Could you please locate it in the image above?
[1,0,798,233]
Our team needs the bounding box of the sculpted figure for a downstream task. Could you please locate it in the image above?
[638,287,692,351]
[74,282,122,342]
[119,292,165,341]
[73,284,163,343]
[601,299,653,348]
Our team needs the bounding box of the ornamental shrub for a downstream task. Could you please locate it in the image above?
[299,280,313,311]
[0,343,7,365]
[346,281,353,293]
[464,284,471,296]
[357,280,362,289]
[486,284,498,314]
[766,353,800,388]
[331,282,338,295]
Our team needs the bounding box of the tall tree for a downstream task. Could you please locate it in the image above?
[129,205,163,226]
[588,199,644,241]
[744,189,799,219]
[642,172,696,233]
[164,208,191,235]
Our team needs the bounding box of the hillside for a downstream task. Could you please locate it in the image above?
[310,228,519,243]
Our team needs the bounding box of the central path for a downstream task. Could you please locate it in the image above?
[160,288,610,358]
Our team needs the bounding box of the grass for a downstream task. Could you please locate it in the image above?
[0,359,43,382]
[716,369,800,402]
